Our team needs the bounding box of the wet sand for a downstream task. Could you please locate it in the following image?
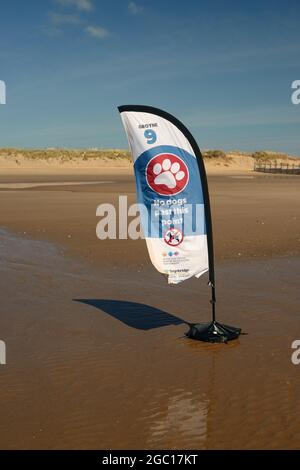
[0,171,299,265]
[0,171,299,449]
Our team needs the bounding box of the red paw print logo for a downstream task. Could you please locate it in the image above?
[146,153,189,195]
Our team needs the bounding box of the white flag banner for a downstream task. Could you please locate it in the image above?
[118,105,214,285]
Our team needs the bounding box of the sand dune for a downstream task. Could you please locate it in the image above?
[0,148,298,176]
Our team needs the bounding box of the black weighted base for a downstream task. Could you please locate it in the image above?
[186,320,241,343]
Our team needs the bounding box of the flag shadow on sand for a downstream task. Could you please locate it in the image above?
[74,299,186,331]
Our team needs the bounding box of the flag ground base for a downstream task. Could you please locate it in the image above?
[186,321,241,343]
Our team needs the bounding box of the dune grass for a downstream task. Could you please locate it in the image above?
[0,148,298,164]
[0,148,131,162]
[251,151,297,162]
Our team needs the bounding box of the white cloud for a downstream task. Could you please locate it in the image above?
[55,0,93,11]
[85,25,110,39]
[46,4,112,39]
[49,12,81,25]
[128,1,143,15]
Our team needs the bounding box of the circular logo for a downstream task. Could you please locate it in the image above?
[146,153,189,196]
[164,228,184,247]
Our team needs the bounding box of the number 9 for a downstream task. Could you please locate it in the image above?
[144,129,157,144]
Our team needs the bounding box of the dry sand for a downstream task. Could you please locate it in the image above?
[0,164,299,449]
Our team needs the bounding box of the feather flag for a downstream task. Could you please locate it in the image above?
[118,105,241,342]
[118,105,214,285]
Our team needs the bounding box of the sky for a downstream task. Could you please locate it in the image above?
[0,0,300,154]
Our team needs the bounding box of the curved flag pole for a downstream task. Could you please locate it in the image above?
[118,105,241,342]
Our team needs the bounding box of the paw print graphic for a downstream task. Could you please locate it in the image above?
[153,159,185,189]
[146,153,189,195]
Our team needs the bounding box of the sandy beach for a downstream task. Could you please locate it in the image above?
[0,162,299,449]
[2,0,300,456]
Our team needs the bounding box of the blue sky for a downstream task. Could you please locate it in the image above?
[0,0,300,154]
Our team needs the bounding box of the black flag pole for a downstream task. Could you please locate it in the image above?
[180,119,241,342]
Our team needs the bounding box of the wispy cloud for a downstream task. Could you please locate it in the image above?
[44,11,82,36]
[55,0,93,12]
[49,12,81,26]
[128,1,143,15]
[46,3,112,39]
[85,25,111,39]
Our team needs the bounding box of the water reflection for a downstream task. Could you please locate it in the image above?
[146,391,209,448]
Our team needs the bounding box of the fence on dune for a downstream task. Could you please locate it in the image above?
[254,161,300,175]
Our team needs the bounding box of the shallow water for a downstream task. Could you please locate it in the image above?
[0,229,299,449]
